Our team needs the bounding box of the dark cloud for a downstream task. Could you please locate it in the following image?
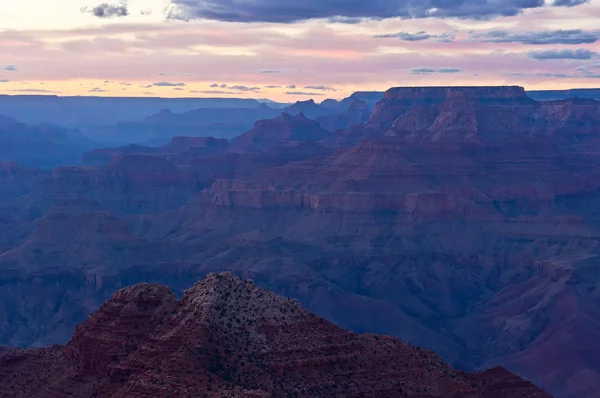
[84,2,129,18]
[210,83,219,87]
[553,0,590,6]
[504,72,577,78]
[260,69,282,74]
[153,81,186,87]
[437,67,463,73]
[264,85,282,88]
[0,79,9,83]
[286,84,296,89]
[374,31,456,42]
[303,85,337,91]
[410,67,436,74]
[228,85,260,92]
[173,87,185,91]
[285,91,325,96]
[3,65,17,71]
[374,31,435,41]
[528,48,598,60]
[469,29,600,45]
[89,87,108,92]
[410,67,462,74]
[167,0,564,23]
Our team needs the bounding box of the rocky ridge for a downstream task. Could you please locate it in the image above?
[0,272,549,397]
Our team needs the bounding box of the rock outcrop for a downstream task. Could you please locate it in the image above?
[0,273,550,398]
[330,85,600,147]
[230,113,331,153]
[317,99,372,132]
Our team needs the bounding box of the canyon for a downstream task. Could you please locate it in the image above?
[1,85,600,397]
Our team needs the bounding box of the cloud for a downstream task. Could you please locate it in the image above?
[228,85,260,91]
[89,87,107,92]
[374,31,436,41]
[504,72,577,78]
[285,91,325,96]
[410,67,463,74]
[173,87,185,91]
[264,85,282,88]
[469,29,600,45]
[0,79,9,83]
[210,83,219,87]
[3,88,59,93]
[153,81,186,87]
[303,85,337,91]
[119,82,131,85]
[410,67,436,74]
[437,67,463,73]
[553,0,590,6]
[3,65,17,71]
[327,16,366,24]
[190,90,241,94]
[167,0,569,23]
[259,69,282,74]
[286,84,296,89]
[528,48,598,60]
[85,2,129,18]
[374,31,456,42]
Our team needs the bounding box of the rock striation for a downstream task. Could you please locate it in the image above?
[330,85,600,147]
[0,273,550,398]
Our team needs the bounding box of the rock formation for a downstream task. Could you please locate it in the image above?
[317,99,372,132]
[230,113,331,153]
[0,273,549,398]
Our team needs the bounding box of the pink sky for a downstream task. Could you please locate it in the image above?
[1,0,600,101]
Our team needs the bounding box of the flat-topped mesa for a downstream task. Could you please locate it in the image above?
[383,85,529,102]
[231,113,331,152]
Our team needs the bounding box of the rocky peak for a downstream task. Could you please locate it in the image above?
[0,272,551,397]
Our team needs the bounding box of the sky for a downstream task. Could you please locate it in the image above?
[1,0,600,101]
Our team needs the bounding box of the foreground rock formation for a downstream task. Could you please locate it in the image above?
[0,272,549,397]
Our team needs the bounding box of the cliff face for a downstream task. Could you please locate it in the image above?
[332,85,600,146]
[0,273,550,398]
